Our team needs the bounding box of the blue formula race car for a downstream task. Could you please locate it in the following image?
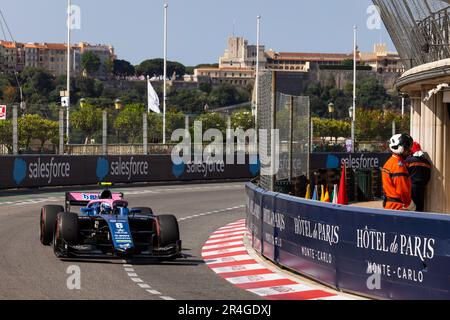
[39,183,182,260]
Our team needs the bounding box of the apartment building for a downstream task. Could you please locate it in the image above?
[0,40,114,77]
[0,41,25,73]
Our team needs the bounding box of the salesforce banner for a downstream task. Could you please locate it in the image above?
[0,155,257,189]
[310,153,390,170]
[246,182,450,300]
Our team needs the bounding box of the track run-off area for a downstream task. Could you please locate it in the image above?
[0,182,355,300]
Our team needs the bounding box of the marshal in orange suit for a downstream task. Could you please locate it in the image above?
[382,134,415,211]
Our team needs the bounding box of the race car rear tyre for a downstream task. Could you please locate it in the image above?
[157,215,180,247]
[53,212,78,258]
[133,207,154,216]
[40,205,64,246]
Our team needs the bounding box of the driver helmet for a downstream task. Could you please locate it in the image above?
[100,202,112,214]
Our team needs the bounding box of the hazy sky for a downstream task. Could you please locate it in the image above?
[0,0,394,66]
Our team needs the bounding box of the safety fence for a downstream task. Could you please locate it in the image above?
[269,152,390,202]
[246,182,450,300]
[0,154,257,190]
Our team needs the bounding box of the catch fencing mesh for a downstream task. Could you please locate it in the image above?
[257,71,310,192]
[373,0,450,69]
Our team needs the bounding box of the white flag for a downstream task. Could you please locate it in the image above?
[147,77,160,113]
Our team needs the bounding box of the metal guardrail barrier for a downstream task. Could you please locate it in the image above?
[246,181,450,300]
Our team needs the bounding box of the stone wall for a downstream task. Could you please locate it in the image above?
[410,91,450,213]
[273,67,401,96]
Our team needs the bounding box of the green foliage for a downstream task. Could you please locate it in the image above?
[166,83,251,114]
[0,120,13,151]
[74,76,104,100]
[168,89,207,113]
[304,77,401,118]
[0,74,13,101]
[71,104,103,144]
[231,109,255,131]
[17,114,59,150]
[20,67,56,104]
[81,52,101,75]
[148,109,185,143]
[356,109,410,141]
[312,118,351,141]
[2,86,17,104]
[33,118,59,150]
[136,59,186,78]
[312,109,410,143]
[114,104,145,144]
[193,112,226,134]
[113,59,135,77]
[208,84,251,108]
[199,82,212,94]
[357,77,390,109]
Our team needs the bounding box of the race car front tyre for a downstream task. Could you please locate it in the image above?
[132,207,154,216]
[53,212,79,258]
[157,214,180,247]
[40,205,64,246]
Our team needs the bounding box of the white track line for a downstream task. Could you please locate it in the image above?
[227,273,286,285]
[202,241,244,250]
[122,262,176,300]
[178,205,245,222]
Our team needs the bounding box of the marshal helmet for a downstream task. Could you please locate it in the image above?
[389,133,413,155]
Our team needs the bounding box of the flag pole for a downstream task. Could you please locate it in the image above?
[147,75,150,114]
[66,0,71,145]
[255,15,261,133]
[352,25,357,153]
[163,2,168,144]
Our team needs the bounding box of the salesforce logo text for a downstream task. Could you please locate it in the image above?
[185,160,225,178]
[28,158,71,184]
[110,157,149,180]
[341,154,379,170]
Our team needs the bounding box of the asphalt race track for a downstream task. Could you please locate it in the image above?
[0,182,259,300]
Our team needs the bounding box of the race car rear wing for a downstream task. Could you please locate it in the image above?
[65,192,124,211]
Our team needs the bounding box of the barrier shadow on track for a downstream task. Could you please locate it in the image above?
[125,258,205,267]
[124,250,205,266]
[60,258,125,264]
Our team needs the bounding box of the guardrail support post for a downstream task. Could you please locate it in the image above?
[59,107,64,155]
[12,105,18,155]
[143,112,148,155]
[102,109,107,155]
